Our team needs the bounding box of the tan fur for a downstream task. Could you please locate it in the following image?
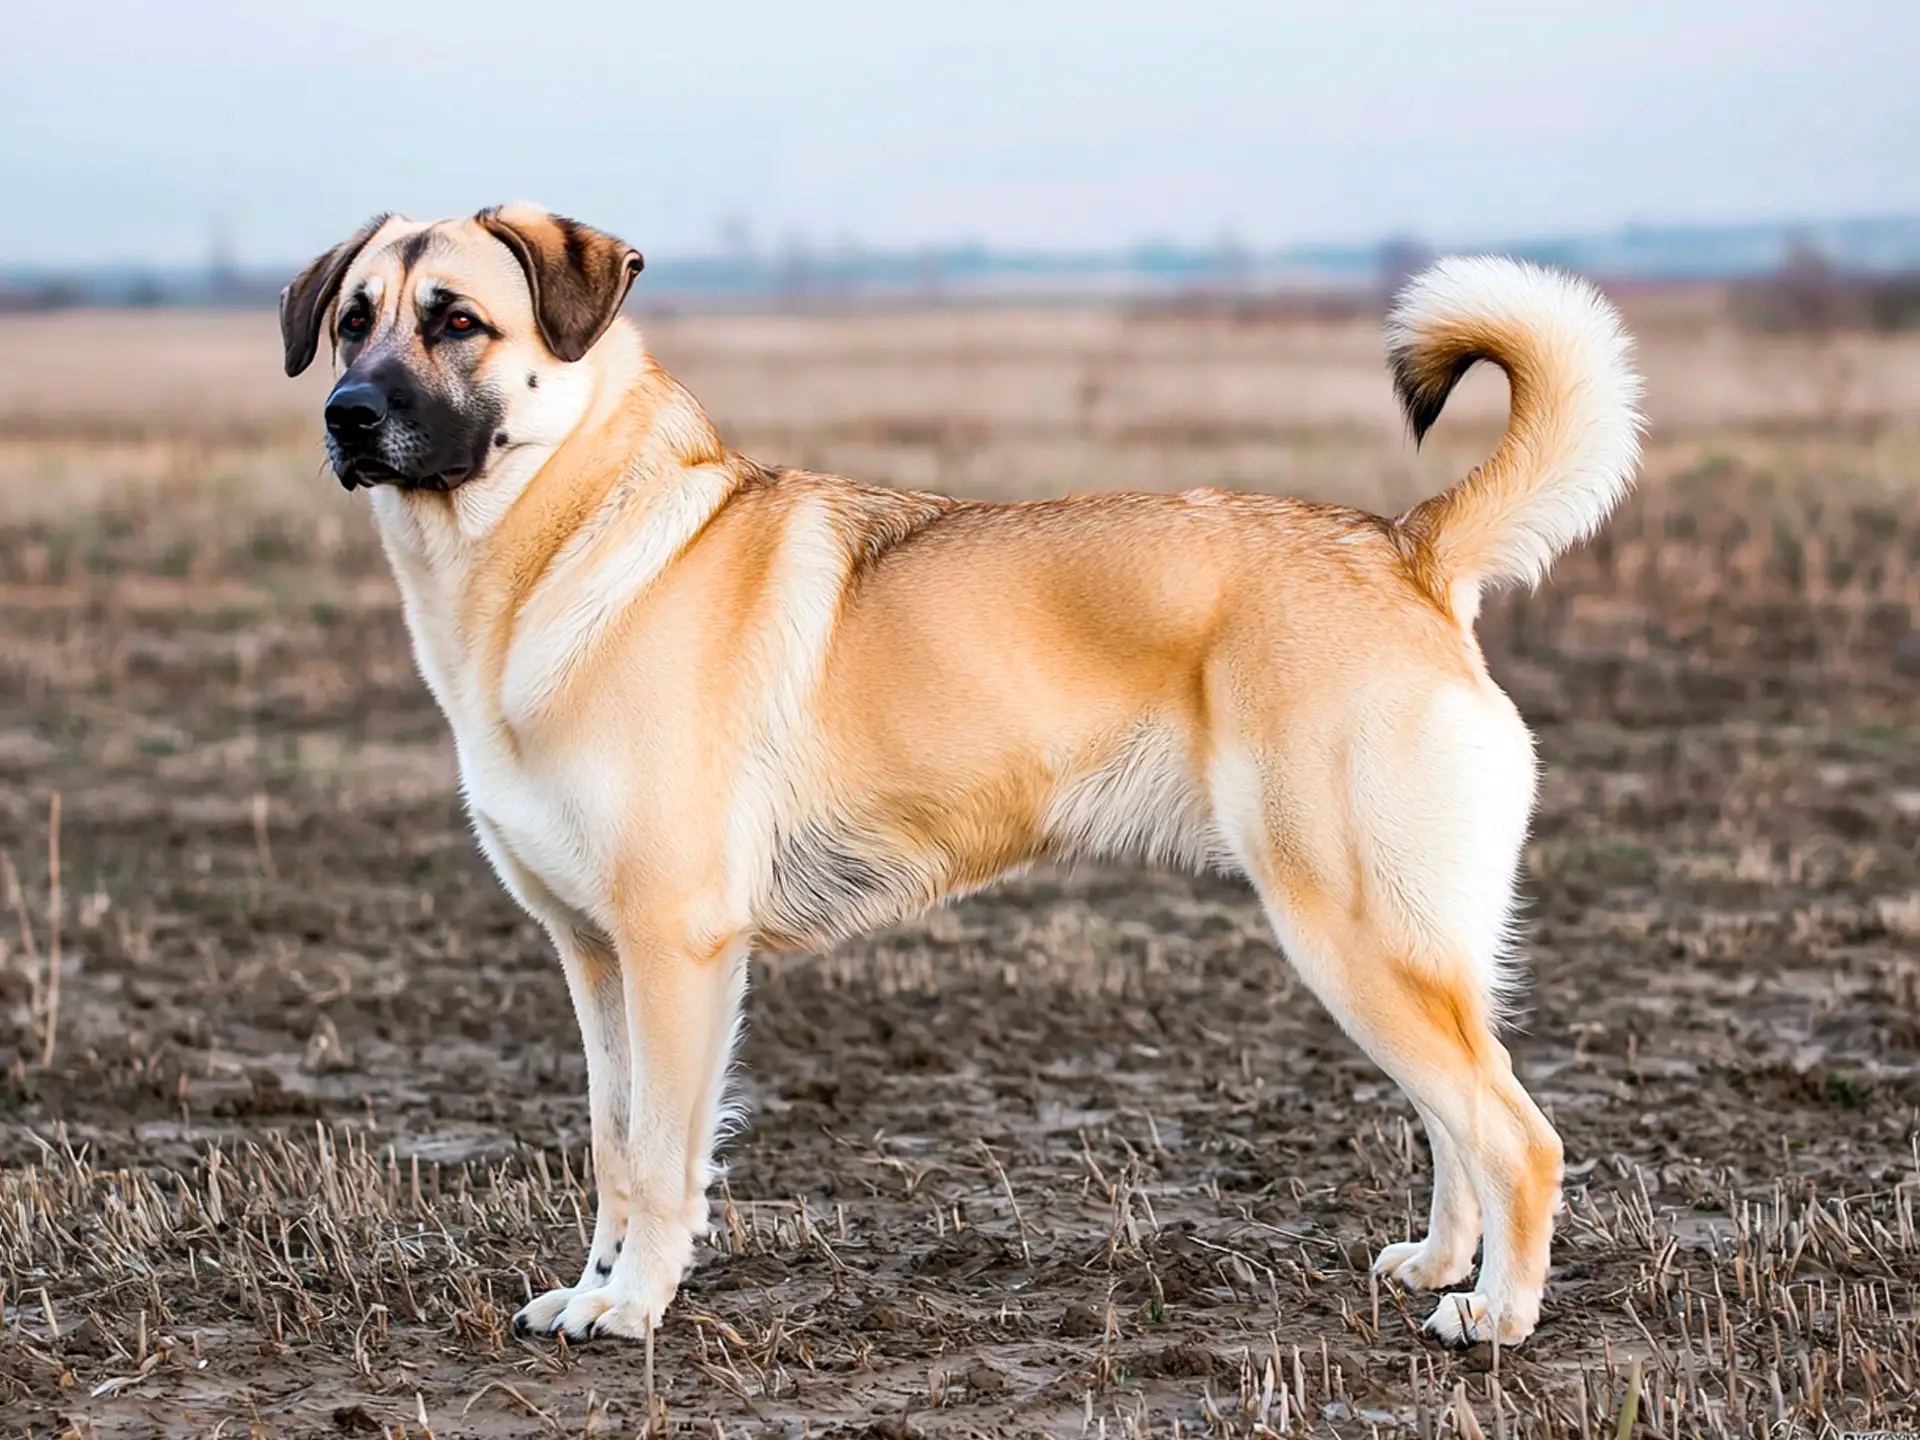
[284,211,1642,1346]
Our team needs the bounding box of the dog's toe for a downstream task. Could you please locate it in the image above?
[552,1288,619,1342]
[531,1283,672,1343]
[517,1225,691,1344]
[1422,1291,1538,1347]
[1423,1292,1487,1347]
[1373,1239,1474,1292]
[588,1302,661,1341]
[513,1285,576,1339]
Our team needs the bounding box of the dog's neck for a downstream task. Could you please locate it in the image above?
[367,319,748,731]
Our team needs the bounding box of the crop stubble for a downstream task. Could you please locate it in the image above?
[0,299,1916,1436]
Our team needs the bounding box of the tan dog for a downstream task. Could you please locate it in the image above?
[281,206,1642,1346]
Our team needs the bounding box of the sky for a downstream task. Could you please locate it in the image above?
[3,0,1917,269]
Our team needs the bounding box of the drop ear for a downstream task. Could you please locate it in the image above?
[476,205,644,362]
[280,215,390,377]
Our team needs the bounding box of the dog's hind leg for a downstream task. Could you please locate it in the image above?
[1224,682,1562,1344]
[513,926,633,1338]
[1374,1099,1482,1291]
[1260,884,1561,1344]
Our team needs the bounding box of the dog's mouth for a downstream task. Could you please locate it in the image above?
[337,460,474,493]
[336,458,402,491]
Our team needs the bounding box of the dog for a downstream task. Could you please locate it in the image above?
[280,205,1641,1346]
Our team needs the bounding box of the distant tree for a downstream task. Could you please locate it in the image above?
[208,218,240,303]
[718,214,756,261]
[1862,273,1920,331]
[777,234,814,301]
[1377,235,1433,301]
[32,280,84,311]
[1209,229,1254,293]
[1771,236,1846,335]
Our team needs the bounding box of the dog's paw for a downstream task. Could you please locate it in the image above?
[1421,1291,1539,1347]
[1373,1238,1474,1292]
[512,1285,578,1338]
[540,1273,678,1344]
[582,1295,668,1342]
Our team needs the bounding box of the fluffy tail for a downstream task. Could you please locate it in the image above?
[1388,256,1644,620]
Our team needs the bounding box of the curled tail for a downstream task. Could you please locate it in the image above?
[1389,256,1644,622]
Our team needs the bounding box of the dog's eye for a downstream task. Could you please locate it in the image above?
[339,308,369,341]
[446,311,480,336]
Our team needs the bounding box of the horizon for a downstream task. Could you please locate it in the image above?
[7,210,1918,290]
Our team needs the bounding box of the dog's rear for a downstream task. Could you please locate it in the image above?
[1225,258,1643,1344]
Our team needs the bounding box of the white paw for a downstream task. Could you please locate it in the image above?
[1373,1237,1475,1292]
[513,1238,627,1338]
[543,1258,681,1342]
[517,1222,693,1344]
[557,1288,668,1341]
[513,1284,578,1338]
[1421,1290,1539,1347]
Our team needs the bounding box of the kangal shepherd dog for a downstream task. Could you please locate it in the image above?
[281,206,1642,1347]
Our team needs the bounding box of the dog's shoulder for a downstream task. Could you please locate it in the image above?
[710,464,961,573]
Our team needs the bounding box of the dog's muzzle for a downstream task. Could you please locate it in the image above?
[325,377,389,442]
[323,360,492,493]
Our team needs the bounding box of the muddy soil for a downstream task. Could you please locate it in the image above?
[0,454,1916,1437]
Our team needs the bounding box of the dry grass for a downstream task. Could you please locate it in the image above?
[3,1124,1917,1436]
[8,292,1920,508]
[0,293,1916,1436]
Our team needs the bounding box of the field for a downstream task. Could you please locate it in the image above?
[1,296,1918,1438]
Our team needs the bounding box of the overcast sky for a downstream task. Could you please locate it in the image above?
[3,0,1916,268]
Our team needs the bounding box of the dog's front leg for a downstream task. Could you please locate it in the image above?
[545,924,750,1342]
[514,927,633,1337]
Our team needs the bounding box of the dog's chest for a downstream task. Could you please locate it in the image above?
[371,519,607,924]
[453,720,610,926]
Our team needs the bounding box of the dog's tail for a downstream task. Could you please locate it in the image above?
[1388,256,1643,621]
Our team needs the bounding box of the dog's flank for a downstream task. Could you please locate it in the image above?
[283,208,1643,1349]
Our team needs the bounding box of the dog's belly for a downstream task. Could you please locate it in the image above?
[751,718,1229,953]
[755,819,945,952]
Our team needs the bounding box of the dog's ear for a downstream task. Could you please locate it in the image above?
[477,206,644,362]
[279,215,391,377]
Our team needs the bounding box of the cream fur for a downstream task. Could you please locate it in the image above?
[286,213,1643,1349]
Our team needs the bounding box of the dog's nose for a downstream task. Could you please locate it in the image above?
[325,378,388,438]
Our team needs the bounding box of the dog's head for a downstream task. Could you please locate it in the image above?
[281,205,643,492]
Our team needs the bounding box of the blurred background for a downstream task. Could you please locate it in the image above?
[6,0,1920,298]
[2,4,1918,1435]
[6,1,1920,512]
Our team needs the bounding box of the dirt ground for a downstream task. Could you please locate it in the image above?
[0,300,1917,1437]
